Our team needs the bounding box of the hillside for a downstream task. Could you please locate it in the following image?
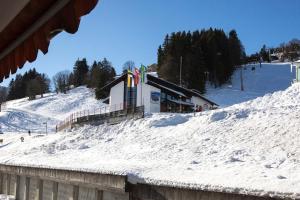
[206,63,293,106]
[0,63,293,133]
[0,83,300,197]
[0,87,103,133]
[0,63,299,198]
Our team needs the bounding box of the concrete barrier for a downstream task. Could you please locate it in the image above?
[0,164,294,200]
[0,165,129,200]
[129,184,273,200]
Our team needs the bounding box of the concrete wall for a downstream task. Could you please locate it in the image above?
[137,83,161,113]
[110,81,125,111]
[0,165,128,200]
[129,184,284,200]
[0,165,288,200]
[42,180,53,200]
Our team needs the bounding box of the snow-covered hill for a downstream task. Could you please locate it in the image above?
[206,63,294,107]
[0,63,293,133]
[0,63,299,197]
[0,87,103,132]
[1,82,300,197]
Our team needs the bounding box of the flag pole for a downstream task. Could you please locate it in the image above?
[140,64,143,107]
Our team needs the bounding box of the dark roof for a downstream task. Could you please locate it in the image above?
[100,73,127,91]
[100,72,218,106]
[147,74,218,106]
[147,80,188,98]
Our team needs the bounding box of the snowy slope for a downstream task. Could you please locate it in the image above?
[1,83,300,198]
[205,63,294,107]
[0,86,103,132]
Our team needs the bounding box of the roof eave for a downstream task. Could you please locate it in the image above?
[0,0,99,82]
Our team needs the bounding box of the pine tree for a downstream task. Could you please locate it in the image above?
[7,69,50,100]
[157,28,245,91]
[73,58,89,87]
[26,79,41,100]
[95,58,116,99]
[260,45,270,62]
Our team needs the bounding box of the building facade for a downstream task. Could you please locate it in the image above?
[101,72,218,113]
[292,60,300,83]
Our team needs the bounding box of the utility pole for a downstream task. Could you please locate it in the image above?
[240,66,244,91]
[180,56,182,87]
[179,56,183,113]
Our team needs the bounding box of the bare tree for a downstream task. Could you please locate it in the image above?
[122,60,135,73]
[53,70,71,94]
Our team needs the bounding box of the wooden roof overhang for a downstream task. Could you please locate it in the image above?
[0,0,98,82]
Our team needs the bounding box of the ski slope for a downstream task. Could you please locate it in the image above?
[206,63,294,107]
[0,85,300,197]
[0,87,103,133]
[0,63,299,198]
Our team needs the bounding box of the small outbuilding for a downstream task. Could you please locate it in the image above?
[101,72,218,114]
[292,60,300,83]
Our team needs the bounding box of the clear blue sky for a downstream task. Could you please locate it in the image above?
[2,0,300,87]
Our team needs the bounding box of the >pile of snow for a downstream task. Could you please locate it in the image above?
[0,87,103,132]
[1,83,300,198]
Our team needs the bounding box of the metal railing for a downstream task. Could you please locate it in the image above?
[56,103,144,132]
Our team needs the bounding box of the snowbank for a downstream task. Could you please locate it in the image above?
[1,83,300,198]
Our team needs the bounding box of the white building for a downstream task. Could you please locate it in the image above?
[101,72,218,113]
[292,60,300,83]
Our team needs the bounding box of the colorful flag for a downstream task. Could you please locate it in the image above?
[127,71,133,87]
[140,64,146,83]
[134,68,140,85]
[131,74,135,87]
